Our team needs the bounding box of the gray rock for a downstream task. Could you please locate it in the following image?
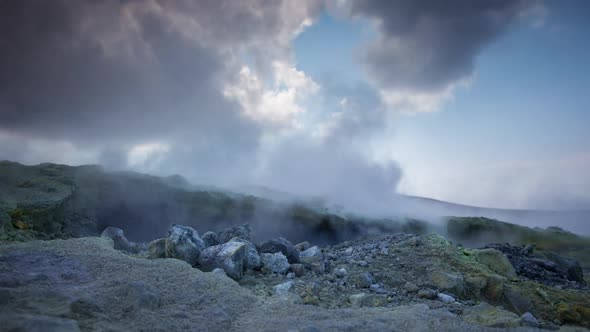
[300,245,322,261]
[429,271,465,296]
[289,263,306,277]
[202,231,220,247]
[350,272,374,288]
[521,312,539,327]
[349,293,366,307]
[299,246,325,273]
[229,237,262,270]
[295,241,311,252]
[334,267,348,278]
[147,238,166,259]
[403,282,419,293]
[360,294,389,307]
[218,224,252,243]
[259,237,300,263]
[274,281,294,296]
[369,284,381,292]
[211,268,227,277]
[101,227,139,253]
[197,242,247,280]
[286,272,295,279]
[165,225,206,266]
[437,293,455,303]
[356,260,368,267]
[261,252,290,274]
[417,289,437,299]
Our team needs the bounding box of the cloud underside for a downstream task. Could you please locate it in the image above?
[0,0,541,211]
[349,0,534,112]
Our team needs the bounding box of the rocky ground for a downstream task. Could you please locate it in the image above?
[2,223,589,331]
[1,162,590,331]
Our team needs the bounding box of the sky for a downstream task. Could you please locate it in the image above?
[0,0,589,211]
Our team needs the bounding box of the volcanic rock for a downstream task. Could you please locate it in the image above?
[201,231,220,247]
[229,237,262,270]
[197,242,247,280]
[165,225,206,266]
[261,252,290,274]
[259,237,300,263]
[218,224,252,243]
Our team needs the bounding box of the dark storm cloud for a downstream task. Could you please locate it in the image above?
[0,0,248,143]
[0,0,322,183]
[350,0,535,92]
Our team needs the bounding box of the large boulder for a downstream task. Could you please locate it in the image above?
[474,249,517,279]
[218,224,252,243]
[201,231,220,248]
[229,237,262,270]
[542,252,585,283]
[259,237,300,263]
[261,252,290,274]
[100,227,139,253]
[165,225,206,266]
[299,246,325,274]
[197,242,247,280]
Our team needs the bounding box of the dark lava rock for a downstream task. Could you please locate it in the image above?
[542,251,585,284]
[218,224,253,244]
[418,289,438,300]
[202,231,220,247]
[485,243,586,287]
[259,237,300,263]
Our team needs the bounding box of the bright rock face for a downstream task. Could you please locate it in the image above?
[165,225,206,266]
[229,237,262,270]
[197,242,247,280]
[261,252,290,274]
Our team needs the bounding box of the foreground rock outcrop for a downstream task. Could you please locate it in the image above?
[0,236,542,332]
[2,222,590,331]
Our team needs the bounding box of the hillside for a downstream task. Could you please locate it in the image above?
[1,161,590,330]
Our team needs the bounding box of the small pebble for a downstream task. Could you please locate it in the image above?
[334,268,348,278]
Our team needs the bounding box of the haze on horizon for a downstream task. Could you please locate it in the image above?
[1,0,589,213]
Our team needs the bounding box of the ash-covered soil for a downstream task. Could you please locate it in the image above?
[1,224,589,331]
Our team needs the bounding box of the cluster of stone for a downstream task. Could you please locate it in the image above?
[105,224,327,281]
